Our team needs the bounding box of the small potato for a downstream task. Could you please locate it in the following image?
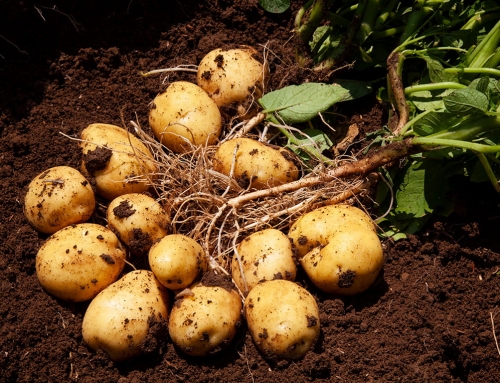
[288,205,383,295]
[36,223,126,302]
[168,274,242,356]
[231,228,297,293]
[197,47,269,119]
[82,270,169,362]
[80,123,157,200]
[148,81,222,153]
[107,193,169,255]
[149,234,208,290]
[288,205,376,258]
[299,227,384,295]
[24,166,95,234]
[244,280,320,360]
[213,137,299,190]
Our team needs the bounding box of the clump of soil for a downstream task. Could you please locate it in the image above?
[1,1,500,382]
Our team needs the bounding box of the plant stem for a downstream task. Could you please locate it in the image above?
[465,19,500,68]
[444,67,500,77]
[404,82,467,95]
[476,152,500,192]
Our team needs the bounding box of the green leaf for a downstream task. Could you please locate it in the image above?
[422,55,459,83]
[259,83,351,124]
[286,128,333,164]
[413,111,462,136]
[258,0,290,13]
[444,88,489,115]
[333,79,373,100]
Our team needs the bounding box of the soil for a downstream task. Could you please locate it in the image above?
[1,1,500,382]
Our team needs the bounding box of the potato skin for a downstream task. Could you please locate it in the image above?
[148,81,222,153]
[197,47,269,119]
[80,123,157,200]
[288,205,384,295]
[148,234,207,290]
[244,280,320,360]
[24,166,95,234]
[231,228,297,293]
[82,270,169,362]
[300,228,384,295]
[168,283,242,356]
[288,204,376,258]
[107,193,169,255]
[213,138,299,190]
[36,223,126,302]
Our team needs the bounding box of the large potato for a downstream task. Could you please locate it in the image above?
[149,234,208,290]
[80,123,157,200]
[288,205,384,295]
[107,193,169,255]
[36,223,126,302]
[148,81,222,153]
[288,204,376,258]
[231,228,297,293]
[213,137,299,190]
[24,166,95,234]
[244,279,320,360]
[82,270,169,362]
[299,227,384,295]
[197,47,269,119]
[168,274,242,356]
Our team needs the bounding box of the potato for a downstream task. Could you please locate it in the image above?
[149,234,208,290]
[244,279,320,360]
[299,227,384,295]
[36,223,126,302]
[148,81,222,153]
[288,205,384,295]
[24,166,95,234]
[213,137,299,190]
[197,47,269,119]
[231,228,297,293]
[107,193,169,255]
[80,123,157,200]
[168,274,242,356]
[82,270,169,362]
[288,204,376,258]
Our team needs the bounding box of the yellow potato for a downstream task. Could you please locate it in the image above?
[197,47,269,119]
[24,166,95,234]
[149,234,208,290]
[82,270,169,362]
[213,137,299,189]
[244,280,320,360]
[288,205,384,295]
[231,228,297,293]
[299,227,384,295]
[107,193,169,255]
[36,223,126,302]
[148,81,222,153]
[288,204,376,258]
[80,123,157,200]
[168,279,242,356]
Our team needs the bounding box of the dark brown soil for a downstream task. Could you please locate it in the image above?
[1,1,500,382]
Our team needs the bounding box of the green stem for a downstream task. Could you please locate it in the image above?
[326,12,351,28]
[444,67,500,77]
[476,152,500,192]
[412,137,500,153]
[374,0,398,29]
[424,115,500,141]
[465,19,500,68]
[400,108,436,137]
[461,10,500,31]
[295,0,327,44]
[371,26,405,40]
[404,82,467,95]
[357,0,381,43]
[397,6,433,46]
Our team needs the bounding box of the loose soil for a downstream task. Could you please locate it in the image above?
[1,1,500,382]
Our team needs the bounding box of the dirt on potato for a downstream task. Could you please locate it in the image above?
[1,1,500,382]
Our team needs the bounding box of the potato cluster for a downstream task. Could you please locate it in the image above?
[24,46,385,364]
